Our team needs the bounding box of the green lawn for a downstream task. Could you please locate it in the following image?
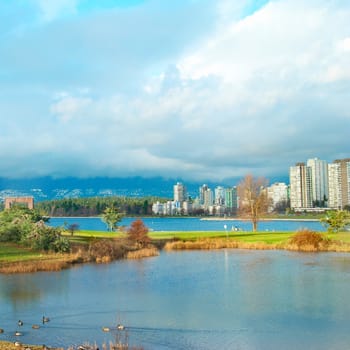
[149,230,350,244]
[66,229,350,245]
[149,230,294,243]
[0,243,44,262]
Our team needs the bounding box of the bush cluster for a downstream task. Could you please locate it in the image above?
[88,239,129,262]
[0,207,70,253]
[288,229,330,250]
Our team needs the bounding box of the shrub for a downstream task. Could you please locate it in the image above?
[288,229,330,250]
[126,247,159,259]
[127,219,151,247]
[88,239,128,262]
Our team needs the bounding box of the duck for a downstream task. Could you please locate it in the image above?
[0,328,4,333]
[18,320,23,326]
[15,331,22,336]
[117,324,125,330]
[42,316,50,324]
[32,324,40,329]
[102,326,110,332]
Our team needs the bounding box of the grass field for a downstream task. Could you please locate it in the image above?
[149,230,294,243]
[0,243,45,263]
[61,229,350,245]
[1,229,350,266]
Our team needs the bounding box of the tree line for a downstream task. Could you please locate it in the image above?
[35,196,166,217]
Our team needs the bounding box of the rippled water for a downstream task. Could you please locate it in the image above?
[1,250,350,349]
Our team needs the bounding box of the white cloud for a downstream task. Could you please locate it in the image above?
[50,96,92,123]
[0,0,350,181]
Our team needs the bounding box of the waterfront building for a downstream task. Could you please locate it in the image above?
[203,188,214,210]
[224,187,238,213]
[307,157,329,207]
[152,201,165,215]
[328,163,342,209]
[199,184,208,206]
[4,196,34,209]
[174,182,187,202]
[214,186,225,205]
[331,158,350,209]
[267,183,288,212]
[289,163,313,210]
[182,201,193,215]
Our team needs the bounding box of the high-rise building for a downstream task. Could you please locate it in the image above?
[331,158,350,209]
[267,183,288,212]
[203,188,214,209]
[328,162,342,209]
[199,184,208,206]
[306,157,329,206]
[174,182,186,202]
[289,162,313,210]
[214,186,225,205]
[225,187,238,212]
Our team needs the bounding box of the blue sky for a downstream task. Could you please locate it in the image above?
[0,0,349,181]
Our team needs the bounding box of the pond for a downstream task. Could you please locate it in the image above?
[1,249,350,349]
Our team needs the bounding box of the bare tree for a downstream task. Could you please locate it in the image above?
[67,223,80,236]
[238,174,269,232]
[127,219,151,247]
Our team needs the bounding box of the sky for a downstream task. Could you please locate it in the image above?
[0,0,349,182]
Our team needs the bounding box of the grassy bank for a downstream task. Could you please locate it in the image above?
[162,230,350,252]
[2,229,350,273]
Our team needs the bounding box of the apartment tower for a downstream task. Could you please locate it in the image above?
[173,182,187,203]
[306,157,329,207]
[331,158,350,209]
[289,163,313,210]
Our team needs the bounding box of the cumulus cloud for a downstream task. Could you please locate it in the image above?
[0,0,349,181]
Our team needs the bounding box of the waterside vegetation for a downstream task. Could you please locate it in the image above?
[2,227,350,274]
[0,341,62,350]
[1,205,350,274]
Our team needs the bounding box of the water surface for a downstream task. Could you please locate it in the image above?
[1,250,350,349]
[49,216,325,232]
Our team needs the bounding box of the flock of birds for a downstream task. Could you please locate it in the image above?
[0,317,127,350]
[0,317,50,349]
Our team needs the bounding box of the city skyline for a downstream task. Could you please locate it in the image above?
[1,1,349,181]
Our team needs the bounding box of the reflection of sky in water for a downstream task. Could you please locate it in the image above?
[1,250,350,349]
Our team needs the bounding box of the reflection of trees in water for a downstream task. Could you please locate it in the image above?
[0,272,69,309]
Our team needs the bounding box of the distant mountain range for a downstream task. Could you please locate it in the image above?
[0,175,288,202]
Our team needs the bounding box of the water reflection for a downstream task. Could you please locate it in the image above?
[1,250,350,349]
[0,270,69,310]
[0,278,41,308]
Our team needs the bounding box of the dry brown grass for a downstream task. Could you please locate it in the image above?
[278,229,350,252]
[283,229,331,252]
[0,340,63,350]
[126,246,159,259]
[88,238,130,263]
[164,234,350,253]
[0,253,83,274]
[164,238,277,251]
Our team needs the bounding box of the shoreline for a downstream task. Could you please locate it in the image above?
[2,235,350,275]
[200,217,320,222]
[0,340,62,350]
